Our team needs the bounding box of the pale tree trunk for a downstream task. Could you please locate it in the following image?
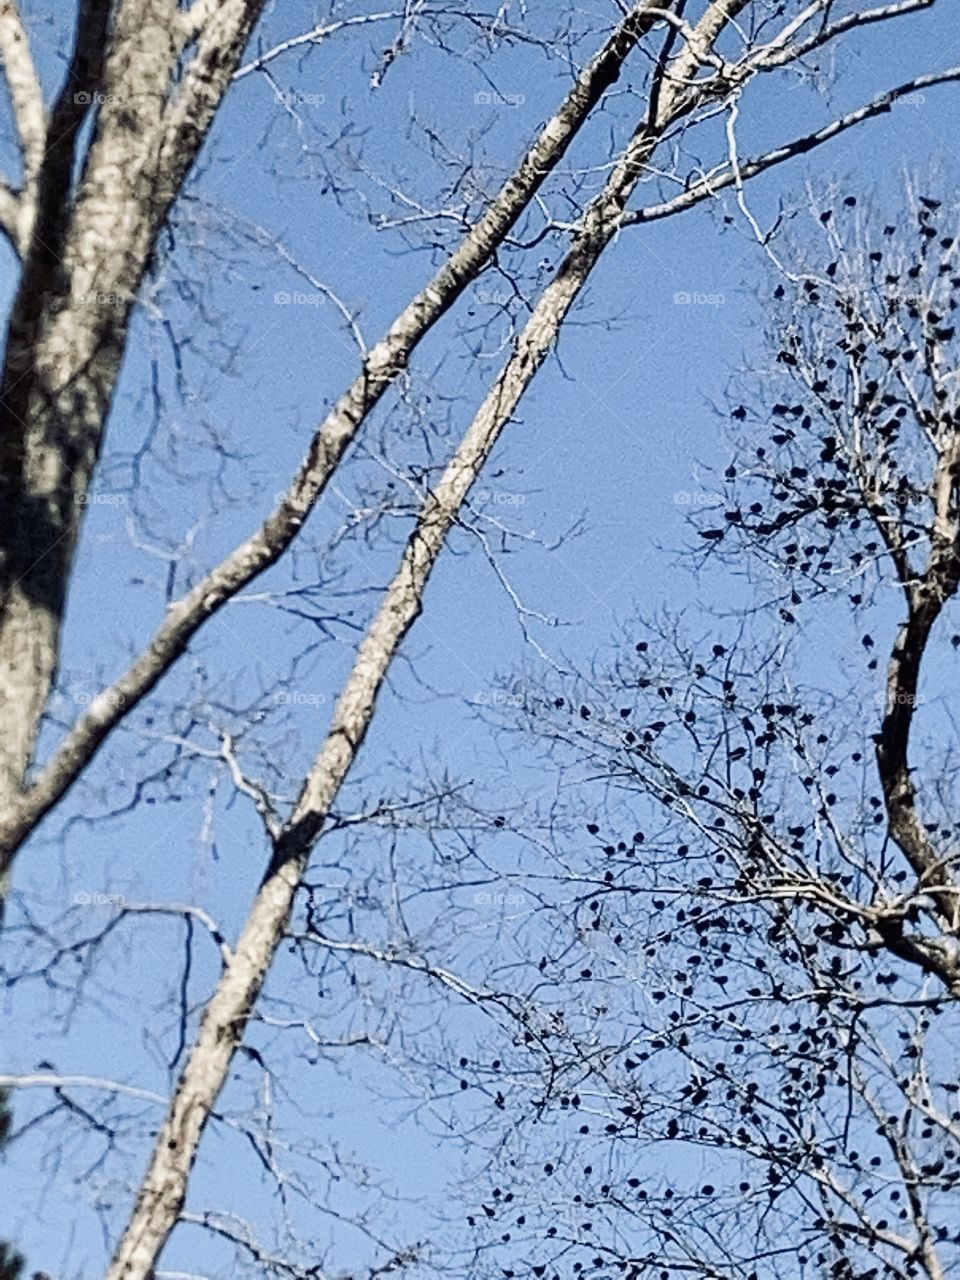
[106,4,752,1273]
[0,0,669,877]
[0,2,44,252]
[0,0,264,822]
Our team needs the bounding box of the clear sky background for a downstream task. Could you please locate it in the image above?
[2,1,960,1275]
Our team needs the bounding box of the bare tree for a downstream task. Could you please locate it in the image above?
[2,2,960,1277]
[464,186,960,1280]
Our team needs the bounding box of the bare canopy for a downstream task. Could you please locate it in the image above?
[1,1,958,1276]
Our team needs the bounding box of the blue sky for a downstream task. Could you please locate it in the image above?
[2,1,960,1274]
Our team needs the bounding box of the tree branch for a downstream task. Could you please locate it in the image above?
[103,5,753,1273]
[0,0,45,252]
[0,0,671,875]
[626,66,960,227]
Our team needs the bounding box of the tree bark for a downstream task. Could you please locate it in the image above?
[0,0,670,878]
[106,4,751,1272]
[0,0,264,819]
